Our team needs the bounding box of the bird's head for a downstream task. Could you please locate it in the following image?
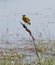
[23,15,26,17]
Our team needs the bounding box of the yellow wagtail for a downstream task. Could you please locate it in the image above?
[22,15,31,25]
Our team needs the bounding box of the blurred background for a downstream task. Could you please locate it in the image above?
[0,0,55,65]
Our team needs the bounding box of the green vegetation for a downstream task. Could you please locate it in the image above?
[0,46,55,65]
[0,55,55,65]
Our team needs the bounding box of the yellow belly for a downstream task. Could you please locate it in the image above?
[22,17,30,24]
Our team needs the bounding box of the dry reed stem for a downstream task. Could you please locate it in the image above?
[21,22,41,65]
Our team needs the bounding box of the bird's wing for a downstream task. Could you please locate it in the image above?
[25,16,30,21]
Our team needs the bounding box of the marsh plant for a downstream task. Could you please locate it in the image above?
[21,22,41,65]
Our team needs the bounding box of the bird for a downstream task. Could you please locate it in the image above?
[22,15,31,25]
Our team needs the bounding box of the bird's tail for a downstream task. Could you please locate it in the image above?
[29,23,31,25]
